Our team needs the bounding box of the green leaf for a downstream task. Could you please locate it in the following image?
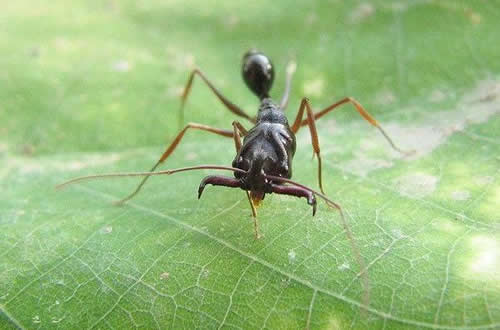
[1,0,499,328]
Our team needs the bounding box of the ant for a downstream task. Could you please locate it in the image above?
[57,50,409,240]
[58,50,412,307]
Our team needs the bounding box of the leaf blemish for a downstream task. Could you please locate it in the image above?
[111,59,131,72]
[288,249,296,264]
[348,2,375,24]
[391,228,407,239]
[222,14,239,29]
[184,152,199,161]
[338,262,350,271]
[0,142,8,153]
[305,12,318,26]
[468,236,499,276]
[476,176,495,185]
[380,79,499,160]
[451,190,471,201]
[320,79,500,178]
[51,317,64,324]
[327,317,343,329]
[343,154,393,177]
[434,219,461,233]
[100,225,112,234]
[374,89,396,106]
[428,89,447,103]
[392,172,438,199]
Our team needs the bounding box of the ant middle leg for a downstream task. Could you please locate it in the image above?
[297,97,413,155]
[179,69,256,126]
[115,123,234,205]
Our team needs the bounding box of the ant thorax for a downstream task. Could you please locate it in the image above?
[255,98,288,125]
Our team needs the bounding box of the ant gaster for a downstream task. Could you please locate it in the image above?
[58,50,410,239]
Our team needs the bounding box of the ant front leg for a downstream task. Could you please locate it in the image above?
[196,121,260,239]
[179,69,256,127]
[232,121,262,239]
[291,98,326,195]
[231,120,248,152]
[115,123,234,205]
[232,121,260,239]
[297,96,413,155]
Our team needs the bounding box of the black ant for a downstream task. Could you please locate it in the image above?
[58,50,412,307]
[57,50,409,240]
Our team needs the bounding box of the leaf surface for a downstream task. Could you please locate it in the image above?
[1,1,499,328]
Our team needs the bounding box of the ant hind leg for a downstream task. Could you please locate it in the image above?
[179,69,256,127]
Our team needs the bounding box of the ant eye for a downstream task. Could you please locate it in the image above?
[234,156,250,171]
[242,50,274,99]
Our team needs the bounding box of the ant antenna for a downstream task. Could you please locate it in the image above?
[55,165,246,190]
[265,174,371,310]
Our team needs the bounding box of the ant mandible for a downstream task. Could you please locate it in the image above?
[58,50,410,239]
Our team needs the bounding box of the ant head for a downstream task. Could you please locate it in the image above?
[242,50,274,99]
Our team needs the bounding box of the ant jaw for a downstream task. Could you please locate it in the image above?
[309,195,317,216]
[197,184,206,200]
[197,175,242,200]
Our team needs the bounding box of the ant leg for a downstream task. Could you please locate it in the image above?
[179,69,256,126]
[232,121,261,239]
[290,98,326,194]
[115,123,233,205]
[246,192,260,239]
[232,120,248,151]
[298,97,413,155]
[279,60,297,110]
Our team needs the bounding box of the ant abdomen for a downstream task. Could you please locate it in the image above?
[242,50,274,99]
